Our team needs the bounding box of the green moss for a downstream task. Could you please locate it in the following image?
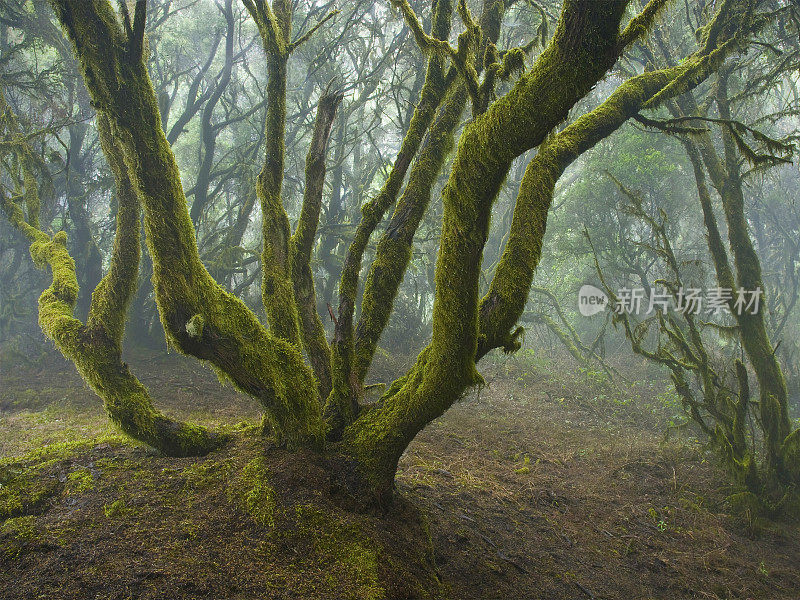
[247,5,302,346]
[514,455,532,475]
[0,515,37,560]
[66,468,94,493]
[293,504,384,600]
[229,456,277,528]
[103,498,129,519]
[287,91,342,400]
[0,484,23,522]
[185,313,204,339]
[0,469,60,522]
[496,46,526,79]
[182,459,231,491]
[3,438,100,468]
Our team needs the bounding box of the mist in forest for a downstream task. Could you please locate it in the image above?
[1,1,799,599]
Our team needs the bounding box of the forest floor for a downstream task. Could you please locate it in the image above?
[0,345,798,599]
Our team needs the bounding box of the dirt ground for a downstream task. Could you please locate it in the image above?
[0,347,798,599]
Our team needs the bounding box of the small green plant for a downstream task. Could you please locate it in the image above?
[578,366,610,387]
[514,454,531,475]
[647,506,668,532]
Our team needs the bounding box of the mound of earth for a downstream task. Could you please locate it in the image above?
[0,432,441,600]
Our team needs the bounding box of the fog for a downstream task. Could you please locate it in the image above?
[1,1,799,598]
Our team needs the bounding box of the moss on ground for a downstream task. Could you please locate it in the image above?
[66,468,94,493]
[0,461,62,521]
[1,352,797,599]
[229,455,277,528]
[292,504,383,600]
[0,515,37,560]
[0,432,441,599]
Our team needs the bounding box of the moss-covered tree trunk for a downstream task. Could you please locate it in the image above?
[1,91,220,456]
[324,0,456,434]
[35,0,768,507]
[352,0,504,384]
[290,91,343,401]
[254,4,301,345]
[669,79,793,482]
[337,0,637,497]
[49,0,325,449]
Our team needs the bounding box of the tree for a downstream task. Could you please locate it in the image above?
[1,0,768,505]
[588,4,800,516]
